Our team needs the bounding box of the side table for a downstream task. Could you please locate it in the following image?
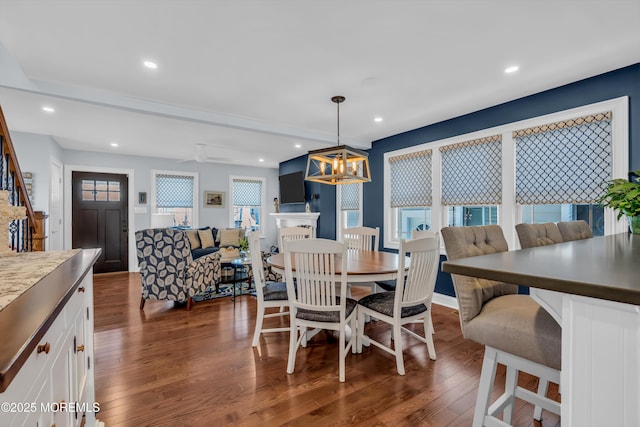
[220,256,252,301]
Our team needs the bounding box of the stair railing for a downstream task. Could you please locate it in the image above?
[0,104,40,252]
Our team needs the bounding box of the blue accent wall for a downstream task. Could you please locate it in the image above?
[278,155,336,240]
[279,64,640,297]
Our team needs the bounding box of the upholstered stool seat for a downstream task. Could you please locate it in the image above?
[464,294,561,370]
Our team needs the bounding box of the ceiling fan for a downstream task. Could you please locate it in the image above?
[178,143,230,163]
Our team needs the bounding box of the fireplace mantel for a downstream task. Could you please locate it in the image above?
[269,212,320,237]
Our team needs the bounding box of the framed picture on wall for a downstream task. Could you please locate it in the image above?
[204,191,225,208]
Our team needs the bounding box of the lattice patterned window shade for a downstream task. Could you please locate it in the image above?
[340,183,360,210]
[440,135,502,205]
[156,174,194,208]
[389,150,432,207]
[233,179,262,206]
[514,112,612,204]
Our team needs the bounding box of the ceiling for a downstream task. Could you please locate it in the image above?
[0,1,638,169]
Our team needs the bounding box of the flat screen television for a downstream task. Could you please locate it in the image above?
[279,171,306,204]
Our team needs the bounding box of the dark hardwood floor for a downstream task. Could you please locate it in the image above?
[93,273,560,427]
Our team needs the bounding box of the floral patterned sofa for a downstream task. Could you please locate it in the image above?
[135,228,221,310]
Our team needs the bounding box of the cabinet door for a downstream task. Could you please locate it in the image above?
[72,306,88,426]
[50,329,74,427]
[20,375,53,427]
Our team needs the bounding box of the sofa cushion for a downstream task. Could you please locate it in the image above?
[186,229,201,249]
[198,228,216,249]
[220,228,242,247]
[191,247,220,259]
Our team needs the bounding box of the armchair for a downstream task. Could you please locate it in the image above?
[135,228,221,310]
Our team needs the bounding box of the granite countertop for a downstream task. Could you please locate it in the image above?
[0,249,81,311]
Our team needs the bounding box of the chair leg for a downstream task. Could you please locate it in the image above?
[474,347,499,427]
[393,323,405,376]
[339,325,346,382]
[252,304,265,347]
[424,316,437,360]
[533,378,549,421]
[139,297,145,310]
[186,297,193,311]
[286,320,298,375]
[503,366,518,425]
[357,308,366,353]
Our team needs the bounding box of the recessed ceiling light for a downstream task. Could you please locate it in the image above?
[505,65,519,74]
[258,158,265,162]
[110,142,119,148]
[295,144,302,148]
[374,117,383,123]
[42,106,55,113]
[143,60,158,69]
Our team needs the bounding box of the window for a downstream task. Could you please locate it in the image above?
[388,149,432,240]
[151,171,198,228]
[230,176,266,235]
[515,112,612,236]
[336,183,362,238]
[81,179,120,201]
[447,206,498,226]
[382,96,628,248]
[441,135,502,228]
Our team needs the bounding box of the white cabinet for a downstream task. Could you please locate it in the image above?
[0,250,100,427]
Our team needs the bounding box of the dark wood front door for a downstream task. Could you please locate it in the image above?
[72,172,128,273]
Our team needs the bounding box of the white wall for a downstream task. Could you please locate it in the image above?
[61,149,280,269]
[11,131,62,212]
[11,132,64,250]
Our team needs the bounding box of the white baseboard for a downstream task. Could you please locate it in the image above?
[432,292,458,310]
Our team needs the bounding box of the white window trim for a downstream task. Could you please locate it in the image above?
[336,182,363,240]
[150,169,199,227]
[383,96,629,250]
[229,175,267,238]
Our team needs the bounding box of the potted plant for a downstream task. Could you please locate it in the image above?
[598,170,640,234]
[238,236,249,252]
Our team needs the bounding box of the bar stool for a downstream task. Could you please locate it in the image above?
[557,220,593,242]
[441,225,561,427]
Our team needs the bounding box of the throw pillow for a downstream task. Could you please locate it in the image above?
[219,228,241,247]
[186,229,201,249]
[198,229,216,249]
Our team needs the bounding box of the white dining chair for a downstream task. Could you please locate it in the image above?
[342,226,379,251]
[277,226,313,252]
[283,238,357,382]
[356,236,439,375]
[375,230,439,293]
[249,232,290,347]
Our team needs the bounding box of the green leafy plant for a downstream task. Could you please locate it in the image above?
[238,236,249,251]
[597,170,640,219]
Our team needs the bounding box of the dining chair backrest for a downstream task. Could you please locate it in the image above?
[283,238,348,314]
[397,236,440,311]
[411,229,438,240]
[515,222,564,249]
[557,220,593,242]
[278,226,313,252]
[343,226,379,251]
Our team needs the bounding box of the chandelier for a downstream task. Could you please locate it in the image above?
[305,96,371,185]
